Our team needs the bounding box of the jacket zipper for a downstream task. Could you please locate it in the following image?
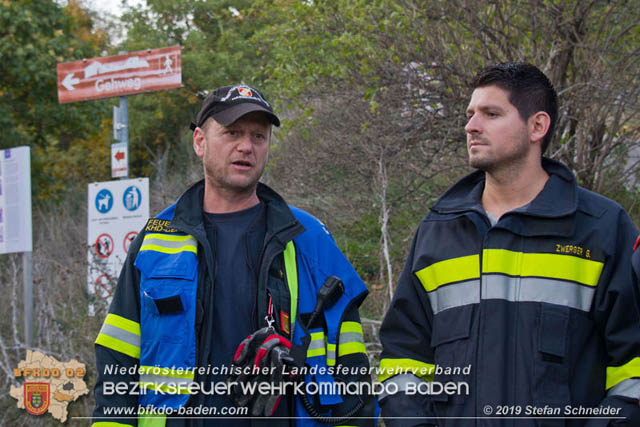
[254,221,303,329]
[475,244,483,427]
[475,214,492,427]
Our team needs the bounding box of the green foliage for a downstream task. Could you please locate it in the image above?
[1,0,638,324]
[1,1,638,423]
[0,0,108,148]
[0,0,112,199]
[33,118,113,201]
[251,0,405,97]
[117,0,275,178]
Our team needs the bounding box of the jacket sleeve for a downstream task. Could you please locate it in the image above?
[378,226,438,427]
[587,209,640,427]
[91,232,144,427]
[322,235,376,426]
[331,305,377,427]
[304,219,376,426]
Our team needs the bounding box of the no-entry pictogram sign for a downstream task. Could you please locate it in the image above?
[94,274,115,299]
[94,233,114,259]
[123,231,138,253]
[57,46,182,104]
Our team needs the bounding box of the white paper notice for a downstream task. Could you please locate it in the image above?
[0,146,32,254]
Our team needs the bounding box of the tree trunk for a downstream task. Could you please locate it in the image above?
[377,155,394,311]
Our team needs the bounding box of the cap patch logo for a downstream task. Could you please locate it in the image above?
[217,85,273,110]
[238,87,253,97]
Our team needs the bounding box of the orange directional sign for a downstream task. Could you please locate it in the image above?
[56,46,182,103]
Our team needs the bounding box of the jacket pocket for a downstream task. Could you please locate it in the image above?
[534,304,570,426]
[136,250,198,355]
[430,305,473,404]
[142,284,188,344]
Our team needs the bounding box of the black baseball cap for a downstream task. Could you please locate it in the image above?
[190,84,280,130]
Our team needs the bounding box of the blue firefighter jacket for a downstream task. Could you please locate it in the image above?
[92,180,375,427]
[379,158,640,427]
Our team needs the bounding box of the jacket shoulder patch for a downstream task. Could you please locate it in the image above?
[144,218,179,234]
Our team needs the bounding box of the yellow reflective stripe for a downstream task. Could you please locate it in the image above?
[307,331,326,358]
[340,321,363,335]
[140,381,192,395]
[483,249,603,287]
[95,314,141,358]
[308,323,367,362]
[140,233,197,254]
[379,358,435,382]
[338,341,366,357]
[606,357,640,390]
[415,255,480,292]
[138,413,166,427]
[310,331,324,341]
[104,313,140,336]
[95,334,140,359]
[307,348,326,358]
[92,423,134,427]
[139,244,196,255]
[144,233,194,242]
[338,321,366,358]
[139,366,194,380]
[283,241,298,337]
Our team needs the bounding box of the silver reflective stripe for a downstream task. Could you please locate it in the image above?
[483,275,595,311]
[327,347,336,364]
[339,331,364,344]
[608,378,640,399]
[379,373,425,401]
[141,237,196,250]
[99,323,141,348]
[308,339,325,352]
[427,279,480,314]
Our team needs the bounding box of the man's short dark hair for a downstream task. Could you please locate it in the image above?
[472,62,558,154]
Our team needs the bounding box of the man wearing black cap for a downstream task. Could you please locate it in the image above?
[91,84,375,427]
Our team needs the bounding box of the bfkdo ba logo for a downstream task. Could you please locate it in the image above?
[24,383,50,416]
[238,87,253,97]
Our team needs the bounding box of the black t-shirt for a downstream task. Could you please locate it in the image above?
[204,203,264,358]
[201,202,265,425]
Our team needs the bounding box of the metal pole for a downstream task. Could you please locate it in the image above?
[117,51,130,180]
[119,95,129,179]
[23,251,33,348]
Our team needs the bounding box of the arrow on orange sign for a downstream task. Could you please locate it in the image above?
[62,73,80,91]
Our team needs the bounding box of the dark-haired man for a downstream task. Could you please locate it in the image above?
[379,63,640,426]
[91,84,375,427]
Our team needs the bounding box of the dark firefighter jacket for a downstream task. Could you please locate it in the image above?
[91,180,375,427]
[379,158,640,427]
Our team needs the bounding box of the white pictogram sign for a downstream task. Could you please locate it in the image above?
[87,178,149,315]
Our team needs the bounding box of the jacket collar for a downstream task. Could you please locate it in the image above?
[170,180,302,240]
[432,157,578,219]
